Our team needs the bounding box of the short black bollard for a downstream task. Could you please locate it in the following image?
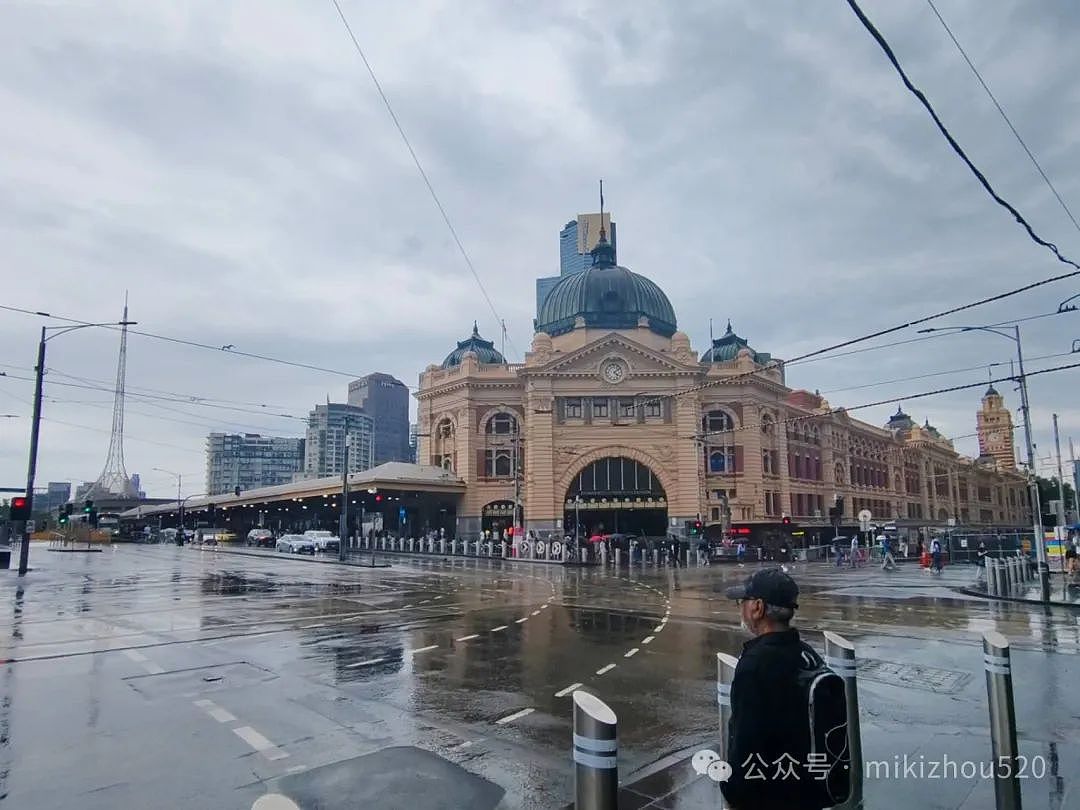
[984,631,1023,810]
[573,691,618,810]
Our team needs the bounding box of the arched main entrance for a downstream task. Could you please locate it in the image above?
[564,456,668,539]
[482,500,515,536]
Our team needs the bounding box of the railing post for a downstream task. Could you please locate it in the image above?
[614,548,621,567]
[983,631,1023,810]
[600,543,608,567]
[824,631,863,810]
[987,558,999,595]
[652,548,659,567]
[573,691,618,810]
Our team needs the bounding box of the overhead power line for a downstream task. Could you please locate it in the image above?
[327,0,518,360]
[845,0,1079,271]
[925,0,1080,235]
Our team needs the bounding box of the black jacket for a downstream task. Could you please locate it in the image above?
[720,627,826,810]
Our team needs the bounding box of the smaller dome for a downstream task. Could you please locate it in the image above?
[984,384,1000,397]
[887,406,914,431]
[701,321,771,365]
[923,418,942,439]
[441,322,506,369]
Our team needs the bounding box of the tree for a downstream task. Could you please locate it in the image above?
[1036,476,1076,521]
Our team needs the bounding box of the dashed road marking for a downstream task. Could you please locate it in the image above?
[642,635,655,644]
[491,625,508,632]
[457,634,479,642]
[515,617,529,624]
[410,644,439,655]
[555,683,583,697]
[233,726,289,761]
[194,699,237,723]
[495,708,534,725]
[596,663,616,676]
[346,658,385,668]
[251,794,301,810]
[530,610,540,616]
[302,623,326,629]
[624,648,639,658]
[540,604,549,610]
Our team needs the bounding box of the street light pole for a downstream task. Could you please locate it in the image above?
[919,323,1048,600]
[339,429,350,563]
[153,467,182,533]
[18,319,135,576]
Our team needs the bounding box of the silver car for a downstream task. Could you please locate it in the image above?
[276,534,315,555]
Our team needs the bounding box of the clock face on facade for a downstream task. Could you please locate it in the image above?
[601,360,625,384]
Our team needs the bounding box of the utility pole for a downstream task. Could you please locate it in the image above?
[339,423,350,562]
[1015,329,1049,600]
[1053,414,1068,532]
[18,328,46,575]
[1071,438,1079,523]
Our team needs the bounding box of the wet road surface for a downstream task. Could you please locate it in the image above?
[2,545,1079,808]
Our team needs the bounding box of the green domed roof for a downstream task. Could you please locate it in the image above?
[700,322,771,364]
[534,235,677,338]
[441,322,506,369]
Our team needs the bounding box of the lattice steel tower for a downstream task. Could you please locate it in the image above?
[86,297,137,499]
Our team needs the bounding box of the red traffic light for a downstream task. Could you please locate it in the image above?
[375,494,383,503]
[781,516,791,525]
[10,495,31,520]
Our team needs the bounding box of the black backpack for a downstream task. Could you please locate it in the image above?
[796,646,851,805]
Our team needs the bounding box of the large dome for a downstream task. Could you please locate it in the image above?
[535,237,677,338]
[441,322,506,369]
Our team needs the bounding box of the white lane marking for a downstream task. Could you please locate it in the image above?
[433,596,443,600]
[302,623,326,629]
[515,617,529,624]
[194,699,237,723]
[233,726,289,761]
[410,644,439,655]
[530,610,540,616]
[419,600,431,605]
[540,604,550,610]
[346,658,385,668]
[491,625,508,632]
[124,649,147,663]
[456,634,479,642]
[555,683,583,698]
[596,663,616,676]
[495,708,535,725]
[624,648,639,658]
[143,662,166,675]
[653,624,664,632]
[251,794,301,810]
[642,635,655,644]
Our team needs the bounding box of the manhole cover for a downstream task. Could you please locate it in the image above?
[857,658,972,693]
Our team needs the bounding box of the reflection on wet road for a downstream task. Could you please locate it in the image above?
[2,546,1080,809]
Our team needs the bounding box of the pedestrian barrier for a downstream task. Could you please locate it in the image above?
[983,631,1022,810]
[824,631,864,810]
[614,548,621,567]
[716,652,738,765]
[572,690,618,810]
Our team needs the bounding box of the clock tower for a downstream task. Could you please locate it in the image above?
[976,385,1016,470]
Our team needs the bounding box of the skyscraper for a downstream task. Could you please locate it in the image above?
[346,373,411,464]
[536,213,617,320]
[206,433,305,495]
[44,481,71,513]
[976,385,1017,470]
[303,404,374,479]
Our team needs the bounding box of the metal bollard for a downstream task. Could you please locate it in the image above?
[501,541,508,558]
[716,652,738,766]
[486,541,493,558]
[573,691,618,810]
[988,559,999,596]
[1002,558,1013,593]
[653,549,659,567]
[983,631,1023,810]
[615,548,621,567]
[439,538,446,555]
[600,544,608,566]
[824,631,863,810]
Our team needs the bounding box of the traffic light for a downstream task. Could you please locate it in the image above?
[89,508,99,528]
[10,495,31,520]
[375,494,383,503]
[234,486,241,497]
[686,519,703,536]
[694,520,703,536]
[83,499,93,514]
[58,511,68,526]
[781,516,792,527]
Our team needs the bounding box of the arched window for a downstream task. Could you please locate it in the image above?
[703,409,734,433]
[761,414,774,435]
[709,449,735,473]
[436,418,454,439]
[486,412,518,435]
[485,448,513,478]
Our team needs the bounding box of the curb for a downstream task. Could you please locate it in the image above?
[191,544,592,569]
[954,585,1080,609]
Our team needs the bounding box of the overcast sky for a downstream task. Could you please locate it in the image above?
[1,0,1078,499]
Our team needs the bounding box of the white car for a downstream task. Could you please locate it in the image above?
[276,534,315,555]
[303,530,340,553]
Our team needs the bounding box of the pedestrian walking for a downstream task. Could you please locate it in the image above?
[930,537,943,574]
[975,541,988,583]
[722,568,849,810]
[736,541,746,565]
[880,534,897,571]
[849,535,859,568]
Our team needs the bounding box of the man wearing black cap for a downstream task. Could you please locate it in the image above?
[720,567,828,810]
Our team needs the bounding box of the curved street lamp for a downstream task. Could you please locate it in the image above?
[17,318,136,575]
[918,323,1049,600]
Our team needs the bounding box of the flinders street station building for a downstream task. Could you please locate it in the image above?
[415,225,1030,545]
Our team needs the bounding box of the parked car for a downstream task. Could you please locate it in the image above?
[276,534,316,555]
[247,529,275,548]
[304,530,340,553]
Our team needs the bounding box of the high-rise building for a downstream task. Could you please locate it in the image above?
[976,385,1017,470]
[44,481,71,513]
[206,433,305,496]
[346,373,411,464]
[303,404,374,479]
[409,422,419,463]
[130,473,146,499]
[537,213,617,320]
